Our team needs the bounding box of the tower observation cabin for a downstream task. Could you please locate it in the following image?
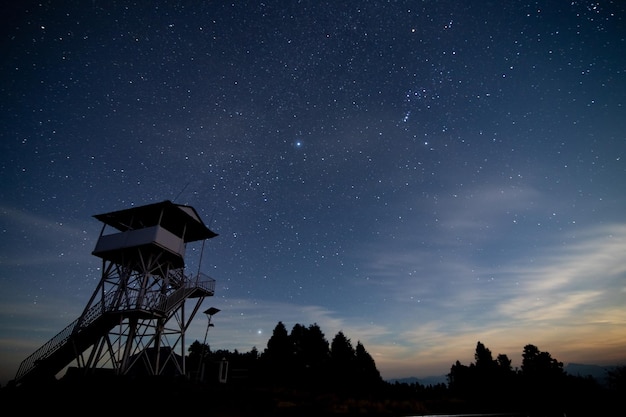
[13,200,219,386]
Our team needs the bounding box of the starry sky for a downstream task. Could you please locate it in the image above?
[1,1,625,386]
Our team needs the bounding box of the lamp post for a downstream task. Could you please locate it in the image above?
[198,307,220,382]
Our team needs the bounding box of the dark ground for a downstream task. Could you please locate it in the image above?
[1,375,619,417]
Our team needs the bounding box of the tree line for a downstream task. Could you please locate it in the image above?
[188,321,625,415]
[446,341,619,414]
[188,321,383,394]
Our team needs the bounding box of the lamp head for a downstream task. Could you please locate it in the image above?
[204,307,220,316]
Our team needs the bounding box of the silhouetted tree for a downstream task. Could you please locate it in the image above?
[520,344,566,414]
[607,365,626,394]
[187,340,210,379]
[262,321,292,383]
[521,344,564,379]
[265,321,291,359]
[448,360,472,394]
[329,331,356,391]
[302,323,331,368]
[331,331,355,362]
[496,353,512,371]
[448,342,519,411]
[246,346,259,361]
[354,341,383,390]
[474,341,495,370]
[255,322,384,396]
[286,322,330,387]
[494,352,519,406]
[188,340,207,361]
[473,341,498,401]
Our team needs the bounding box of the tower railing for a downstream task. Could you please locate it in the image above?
[13,272,215,384]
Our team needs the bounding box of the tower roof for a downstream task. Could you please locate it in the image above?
[93,200,218,242]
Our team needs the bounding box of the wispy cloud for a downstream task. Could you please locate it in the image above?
[339,219,626,377]
[0,205,96,266]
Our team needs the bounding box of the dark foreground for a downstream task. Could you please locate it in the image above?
[0,375,619,417]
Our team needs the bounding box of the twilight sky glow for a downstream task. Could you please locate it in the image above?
[1,1,625,386]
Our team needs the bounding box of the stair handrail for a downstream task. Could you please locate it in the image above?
[14,273,215,384]
[13,291,114,383]
[157,272,215,313]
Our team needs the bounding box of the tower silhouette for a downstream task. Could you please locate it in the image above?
[13,200,218,386]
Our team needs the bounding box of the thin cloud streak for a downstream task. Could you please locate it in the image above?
[0,205,95,267]
[340,221,626,377]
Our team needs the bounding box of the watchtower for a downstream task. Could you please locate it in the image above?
[13,200,218,385]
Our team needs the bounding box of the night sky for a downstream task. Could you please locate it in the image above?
[1,1,625,386]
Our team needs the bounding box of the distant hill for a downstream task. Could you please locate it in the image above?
[387,375,447,386]
[388,363,621,388]
[564,363,617,385]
